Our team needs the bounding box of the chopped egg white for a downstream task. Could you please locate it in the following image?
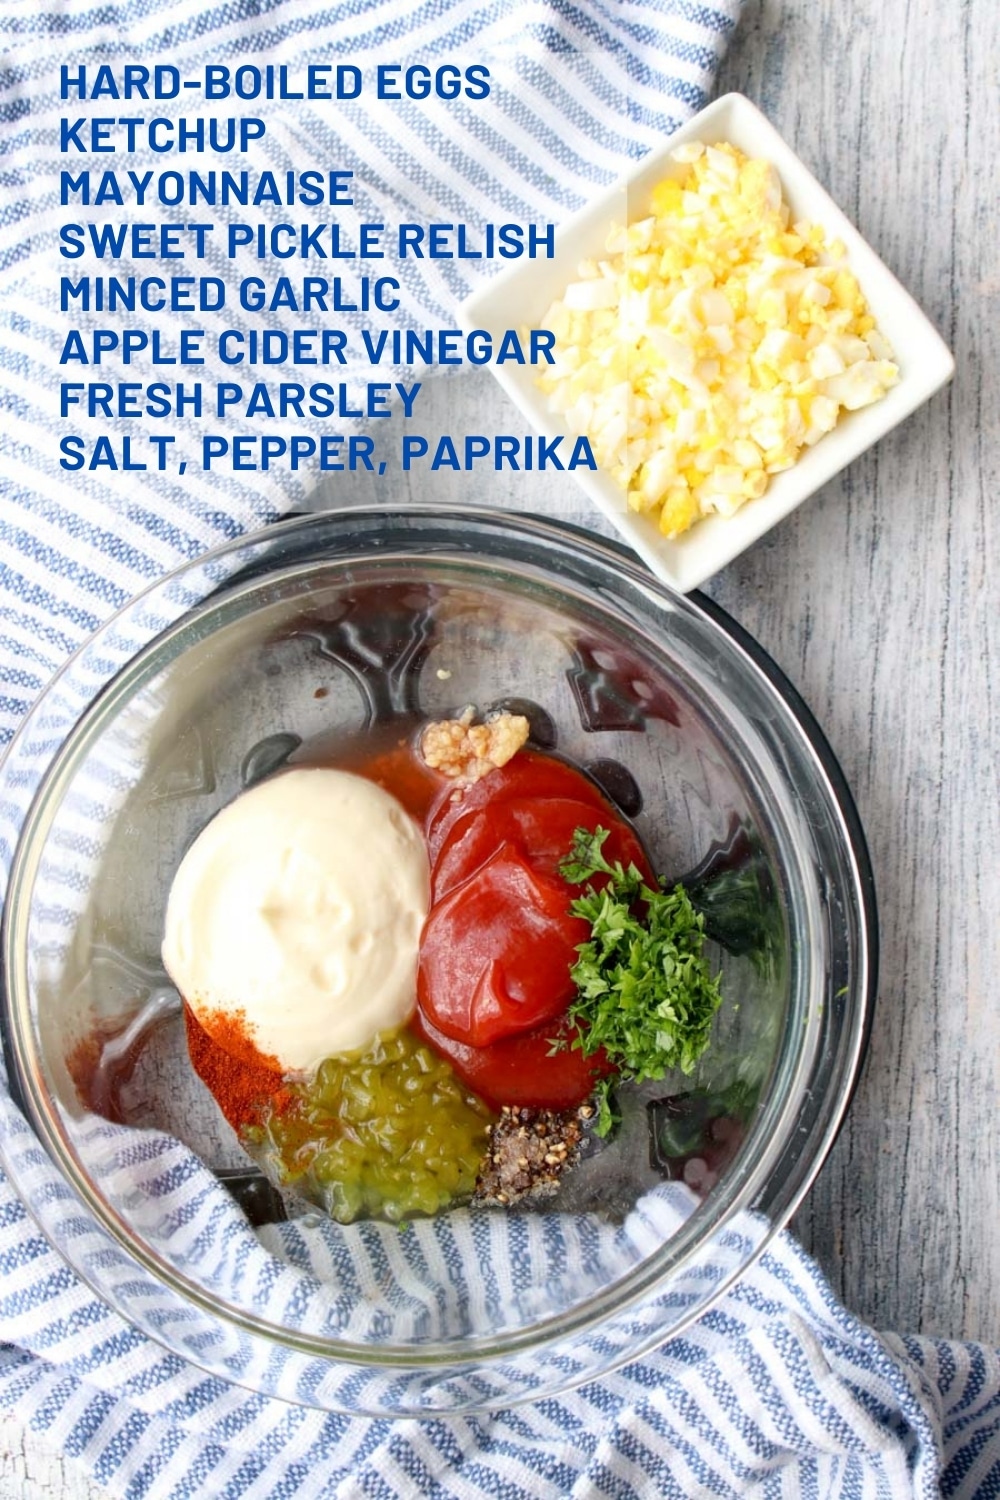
[536,140,898,538]
[162,768,430,1074]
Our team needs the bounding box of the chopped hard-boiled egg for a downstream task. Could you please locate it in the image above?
[536,141,898,537]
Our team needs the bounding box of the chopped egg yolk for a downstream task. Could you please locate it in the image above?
[535,140,898,537]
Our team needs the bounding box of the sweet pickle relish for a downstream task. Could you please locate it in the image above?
[247,1027,496,1224]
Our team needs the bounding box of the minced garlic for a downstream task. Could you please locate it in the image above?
[420,707,530,785]
[536,140,898,537]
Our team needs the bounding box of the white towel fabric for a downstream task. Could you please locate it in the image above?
[2,2,999,1497]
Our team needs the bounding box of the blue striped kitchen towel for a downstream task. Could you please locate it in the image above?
[2,1,1000,1497]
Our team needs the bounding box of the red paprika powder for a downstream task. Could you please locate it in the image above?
[183,1005,290,1131]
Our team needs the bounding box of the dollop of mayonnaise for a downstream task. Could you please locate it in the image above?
[162,767,430,1074]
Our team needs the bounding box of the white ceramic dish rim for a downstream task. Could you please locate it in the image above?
[460,92,955,592]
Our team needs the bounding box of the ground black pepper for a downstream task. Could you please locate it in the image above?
[474,1102,592,1205]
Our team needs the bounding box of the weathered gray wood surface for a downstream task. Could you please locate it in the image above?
[4,0,996,1491]
[713,0,999,1342]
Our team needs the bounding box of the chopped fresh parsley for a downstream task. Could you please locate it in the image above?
[559,826,723,1135]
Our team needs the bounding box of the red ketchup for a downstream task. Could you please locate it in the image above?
[416,749,652,1109]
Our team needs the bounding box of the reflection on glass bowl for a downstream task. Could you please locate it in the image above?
[0,507,876,1416]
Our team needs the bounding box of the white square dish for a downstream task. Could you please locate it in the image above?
[459,92,955,593]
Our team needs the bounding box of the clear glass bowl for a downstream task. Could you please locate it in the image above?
[0,507,876,1415]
